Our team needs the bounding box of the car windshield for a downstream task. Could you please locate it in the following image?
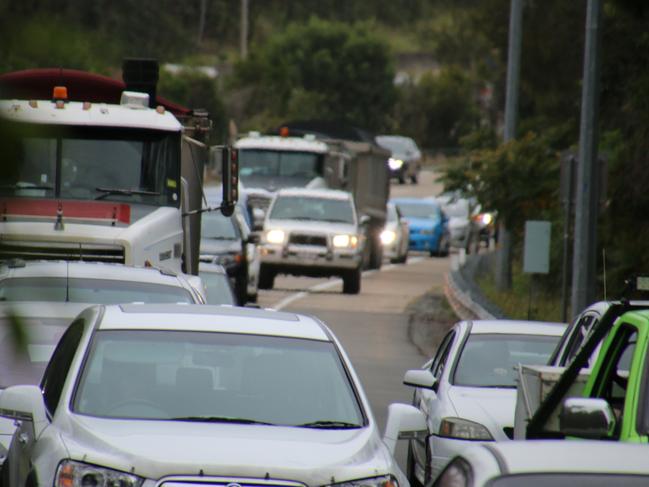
[238,149,322,182]
[0,315,70,388]
[376,136,417,155]
[395,202,439,219]
[0,123,180,207]
[198,271,235,305]
[73,330,364,426]
[443,199,470,218]
[201,212,240,240]
[0,278,195,304]
[491,473,649,487]
[452,333,560,388]
[270,195,355,224]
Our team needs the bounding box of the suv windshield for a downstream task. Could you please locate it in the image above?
[270,195,355,224]
[0,278,194,304]
[1,123,180,207]
[73,330,364,426]
[238,149,322,182]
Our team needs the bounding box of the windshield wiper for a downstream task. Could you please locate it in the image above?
[95,187,160,200]
[169,416,275,425]
[295,420,361,429]
[322,218,352,224]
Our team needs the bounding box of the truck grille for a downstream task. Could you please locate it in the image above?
[0,241,125,264]
[289,234,328,247]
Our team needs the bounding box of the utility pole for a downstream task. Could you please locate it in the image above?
[240,0,249,59]
[496,0,524,291]
[571,0,603,316]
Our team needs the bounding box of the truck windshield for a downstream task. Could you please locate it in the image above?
[1,124,181,207]
[238,149,322,183]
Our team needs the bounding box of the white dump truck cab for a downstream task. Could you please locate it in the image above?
[0,89,185,271]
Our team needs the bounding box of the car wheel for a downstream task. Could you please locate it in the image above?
[342,268,361,294]
[410,173,418,184]
[406,442,424,487]
[258,268,275,290]
[247,292,258,303]
[398,173,406,184]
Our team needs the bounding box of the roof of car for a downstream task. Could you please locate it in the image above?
[0,260,191,287]
[466,319,567,336]
[98,304,331,341]
[477,440,649,475]
[391,197,439,206]
[275,187,352,200]
[235,134,329,153]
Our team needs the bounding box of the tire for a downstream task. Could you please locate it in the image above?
[411,173,419,184]
[258,268,275,290]
[342,268,361,294]
[398,173,406,184]
[247,292,258,303]
[406,442,424,487]
[368,233,383,270]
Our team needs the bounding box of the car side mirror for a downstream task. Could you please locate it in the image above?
[403,369,437,390]
[247,233,261,245]
[383,403,427,455]
[559,397,616,438]
[359,214,370,226]
[0,385,49,437]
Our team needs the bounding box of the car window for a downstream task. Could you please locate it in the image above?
[0,277,195,304]
[41,319,85,415]
[488,473,649,487]
[201,211,240,240]
[270,195,354,224]
[561,314,597,366]
[198,271,236,305]
[430,330,456,381]
[73,330,364,426]
[452,333,561,388]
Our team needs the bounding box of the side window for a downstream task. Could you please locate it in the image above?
[430,331,456,381]
[562,315,596,366]
[590,324,638,438]
[41,320,85,415]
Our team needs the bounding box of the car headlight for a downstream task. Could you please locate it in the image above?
[435,458,473,487]
[56,459,143,487]
[265,229,286,244]
[328,474,399,487]
[479,213,493,225]
[380,229,397,245]
[388,158,404,170]
[439,417,493,440]
[333,234,359,248]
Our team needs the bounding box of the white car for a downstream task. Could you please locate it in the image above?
[260,188,365,294]
[0,259,206,304]
[381,203,409,264]
[0,304,426,487]
[432,440,649,487]
[403,320,566,484]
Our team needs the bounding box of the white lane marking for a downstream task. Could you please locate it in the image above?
[272,256,425,310]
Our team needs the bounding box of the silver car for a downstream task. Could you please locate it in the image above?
[0,304,426,487]
[403,320,566,484]
[259,188,365,294]
[433,440,649,487]
[381,203,409,264]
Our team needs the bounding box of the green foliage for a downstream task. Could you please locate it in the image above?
[231,17,395,132]
[393,66,480,149]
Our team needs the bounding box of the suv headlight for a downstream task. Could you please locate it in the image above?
[56,459,143,487]
[388,158,404,170]
[328,474,399,487]
[333,234,359,248]
[265,229,286,244]
[439,418,493,440]
[380,230,397,245]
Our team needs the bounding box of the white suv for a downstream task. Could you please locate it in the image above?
[259,188,365,294]
[0,304,425,487]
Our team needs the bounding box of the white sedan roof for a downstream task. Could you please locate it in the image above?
[275,187,352,200]
[99,303,330,341]
[235,134,328,153]
[467,319,566,336]
[0,99,182,131]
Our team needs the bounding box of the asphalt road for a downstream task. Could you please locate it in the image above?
[257,169,449,470]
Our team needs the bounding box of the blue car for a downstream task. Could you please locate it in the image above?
[391,197,449,256]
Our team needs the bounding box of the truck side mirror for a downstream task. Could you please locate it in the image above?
[383,403,427,455]
[0,385,49,437]
[559,397,616,438]
[359,214,370,226]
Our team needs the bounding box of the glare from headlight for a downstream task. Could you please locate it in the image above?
[439,417,493,440]
[481,213,493,225]
[388,158,404,170]
[56,460,143,487]
[265,229,286,244]
[380,230,397,245]
[332,234,359,248]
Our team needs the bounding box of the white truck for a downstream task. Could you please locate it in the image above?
[0,64,235,275]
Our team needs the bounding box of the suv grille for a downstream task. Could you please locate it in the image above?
[159,478,305,487]
[289,234,328,247]
[0,241,125,264]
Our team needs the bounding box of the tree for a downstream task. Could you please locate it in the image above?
[230,17,395,132]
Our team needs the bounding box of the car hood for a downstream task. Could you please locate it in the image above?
[266,219,358,235]
[241,175,323,192]
[404,217,439,230]
[447,387,516,437]
[61,416,394,483]
[200,238,241,255]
